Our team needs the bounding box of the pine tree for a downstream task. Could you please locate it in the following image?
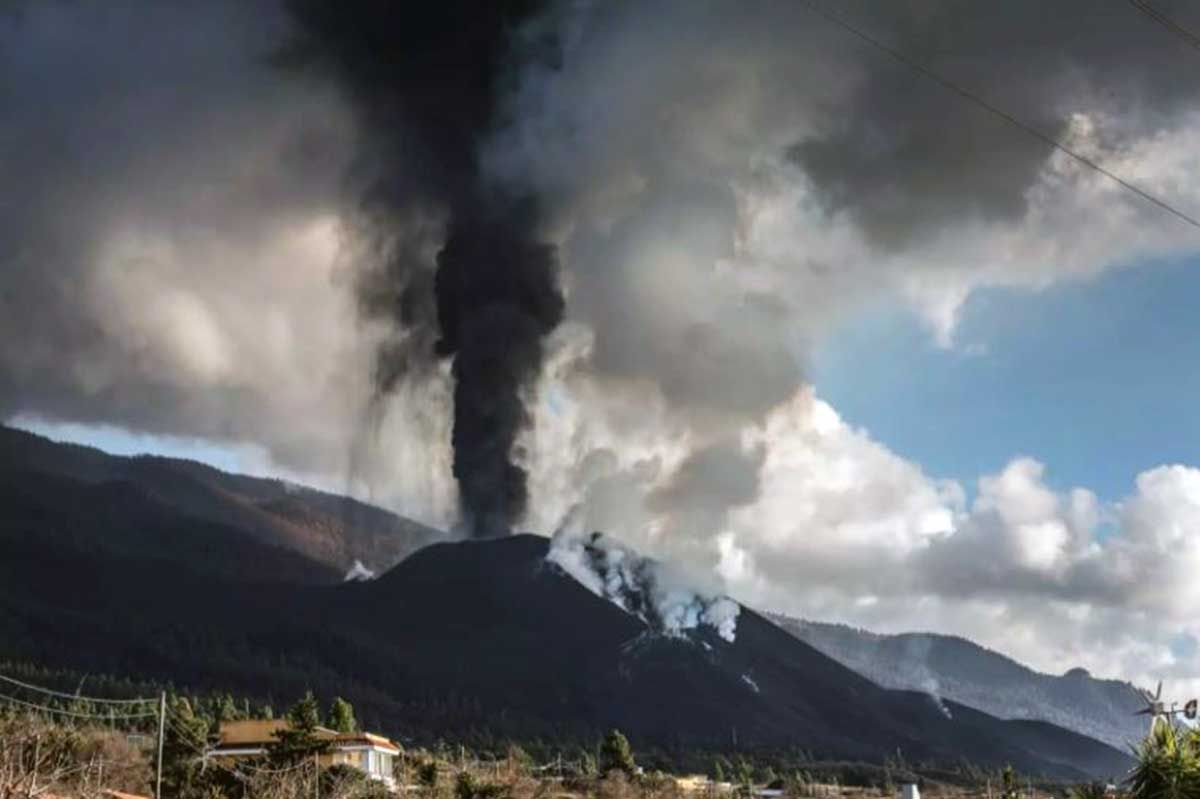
[268,691,328,766]
[599,729,636,777]
[161,696,212,799]
[329,696,357,733]
[1001,765,1019,799]
[214,693,239,723]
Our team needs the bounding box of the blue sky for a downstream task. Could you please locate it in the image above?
[813,255,1200,502]
[12,417,275,478]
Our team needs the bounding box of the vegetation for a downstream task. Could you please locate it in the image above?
[0,709,151,798]
[600,729,637,777]
[161,695,213,799]
[1069,783,1110,799]
[10,658,1184,799]
[1001,765,1020,799]
[331,697,359,734]
[1127,723,1200,799]
[268,690,331,766]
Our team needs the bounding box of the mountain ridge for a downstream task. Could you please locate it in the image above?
[0,425,440,579]
[768,614,1145,750]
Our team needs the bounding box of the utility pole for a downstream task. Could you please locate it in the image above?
[155,691,166,799]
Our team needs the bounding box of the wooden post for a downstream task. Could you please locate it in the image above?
[155,691,166,799]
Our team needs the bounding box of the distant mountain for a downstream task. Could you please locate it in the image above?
[0,425,440,581]
[0,523,1131,781]
[768,615,1145,750]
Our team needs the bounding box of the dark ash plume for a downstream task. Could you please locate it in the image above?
[285,0,563,536]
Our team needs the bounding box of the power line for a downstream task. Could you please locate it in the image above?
[1129,0,1200,50]
[0,692,159,720]
[798,0,1200,232]
[0,672,157,706]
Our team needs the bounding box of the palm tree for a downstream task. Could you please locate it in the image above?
[1127,722,1200,799]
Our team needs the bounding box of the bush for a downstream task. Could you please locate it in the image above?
[418,759,442,788]
[455,770,510,799]
[1128,724,1200,799]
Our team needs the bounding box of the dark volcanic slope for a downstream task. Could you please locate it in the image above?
[0,527,1130,780]
[769,615,1144,750]
[0,425,440,579]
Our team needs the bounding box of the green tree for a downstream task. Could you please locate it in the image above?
[1128,723,1200,799]
[160,696,212,799]
[735,758,754,790]
[268,691,328,766]
[712,759,726,783]
[214,693,240,723]
[329,696,357,733]
[1001,766,1020,799]
[599,729,636,777]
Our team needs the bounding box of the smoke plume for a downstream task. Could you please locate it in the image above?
[284,0,563,536]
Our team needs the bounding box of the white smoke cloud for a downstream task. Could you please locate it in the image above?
[344,560,376,582]
[547,530,740,642]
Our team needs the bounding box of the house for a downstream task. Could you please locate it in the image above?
[209,719,401,789]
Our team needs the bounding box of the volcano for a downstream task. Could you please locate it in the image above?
[332,536,1132,779]
[1,486,1130,784]
[0,427,1131,779]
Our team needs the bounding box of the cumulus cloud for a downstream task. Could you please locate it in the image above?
[713,394,1200,696]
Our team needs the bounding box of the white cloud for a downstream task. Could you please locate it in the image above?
[693,393,1200,695]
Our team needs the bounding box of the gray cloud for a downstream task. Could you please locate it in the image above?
[0,0,373,478]
[786,0,1200,248]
